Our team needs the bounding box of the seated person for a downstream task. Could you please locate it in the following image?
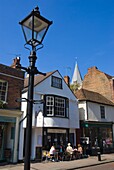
[73,146,78,159]
[73,146,77,151]
[49,145,56,161]
[59,143,65,161]
[66,143,73,155]
[66,143,73,160]
[77,144,83,158]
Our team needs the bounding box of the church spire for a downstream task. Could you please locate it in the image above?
[71,61,83,86]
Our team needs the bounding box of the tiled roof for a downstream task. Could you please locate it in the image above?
[75,88,114,106]
[24,70,57,88]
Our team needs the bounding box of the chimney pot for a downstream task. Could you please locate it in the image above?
[11,57,21,69]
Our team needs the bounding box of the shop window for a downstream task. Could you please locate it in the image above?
[0,80,8,102]
[51,76,62,89]
[100,106,105,119]
[45,95,69,118]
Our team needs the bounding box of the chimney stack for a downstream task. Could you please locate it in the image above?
[64,76,70,87]
[11,57,21,69]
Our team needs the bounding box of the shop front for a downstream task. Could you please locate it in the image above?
[0,117,16,163]
[0,110,21,163]
[80,121,114,155]
[43,128,75,151]
[0,122,7,162]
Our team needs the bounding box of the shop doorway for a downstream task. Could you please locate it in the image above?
[0,122,15,162]
[0,124,6,161]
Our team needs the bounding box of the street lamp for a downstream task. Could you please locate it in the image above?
[19,6,52,170]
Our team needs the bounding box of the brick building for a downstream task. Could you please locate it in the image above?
[82,66,114,103]
[0,57,24,163]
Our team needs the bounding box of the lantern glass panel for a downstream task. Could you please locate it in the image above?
[22,25,32,43]
[21,15,49,45]
[33,16,49,32]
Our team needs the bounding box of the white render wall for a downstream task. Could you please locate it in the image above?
[34,72,77,100]
[78,101,114,122]
[22,71,79,129]
[18,118,24,160]
[21,92,27,128]
[79,101,114,122]
[33,71,79,129]
[31,128,42,160]
[78,101,87,120]
[88,102,114,122]
[19,71,79,160]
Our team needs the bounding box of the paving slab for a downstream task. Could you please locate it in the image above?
[0,154,114,170]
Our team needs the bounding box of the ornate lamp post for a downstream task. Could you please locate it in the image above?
[19,6,52,170]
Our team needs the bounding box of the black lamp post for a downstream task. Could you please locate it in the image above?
[19,6,52,170]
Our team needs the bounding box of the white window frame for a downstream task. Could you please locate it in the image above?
[46,96,54,116]
[45,95,69,118]
[0,80,8,102]
[51,76,62,89]
[55,97,65,117]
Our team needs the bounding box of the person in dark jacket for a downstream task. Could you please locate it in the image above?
[59,143,65,161]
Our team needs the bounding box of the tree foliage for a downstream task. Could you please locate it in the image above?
[0,101,7,108]
[70,81,81,93]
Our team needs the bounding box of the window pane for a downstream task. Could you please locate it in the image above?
[0,80,8,102]
[46,96,54,116]
[100,106,105,119]
[51,76,62,89]
[45,95,69,118]
[55,97,65,117]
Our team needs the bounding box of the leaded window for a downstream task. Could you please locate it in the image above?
[45,95,69,118]
[55,97,65,117]
[46,96,54,116]
[51,76,62,89]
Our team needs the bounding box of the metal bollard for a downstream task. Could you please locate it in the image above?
[97,152,101,161]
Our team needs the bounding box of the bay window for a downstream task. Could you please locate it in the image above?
[46,96,54,116]
[45,95,69,118]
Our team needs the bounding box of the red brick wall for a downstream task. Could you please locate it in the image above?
[0,64,24,109]
[82,66,114,102]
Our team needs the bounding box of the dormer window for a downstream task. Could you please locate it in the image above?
[0,80,8,102]
[51,76,62,89]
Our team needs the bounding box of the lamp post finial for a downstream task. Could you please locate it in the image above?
[34,6,40,14]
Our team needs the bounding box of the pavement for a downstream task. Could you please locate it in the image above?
[0,154,114,170]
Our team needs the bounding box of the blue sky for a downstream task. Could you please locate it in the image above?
[0,0,114,80]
